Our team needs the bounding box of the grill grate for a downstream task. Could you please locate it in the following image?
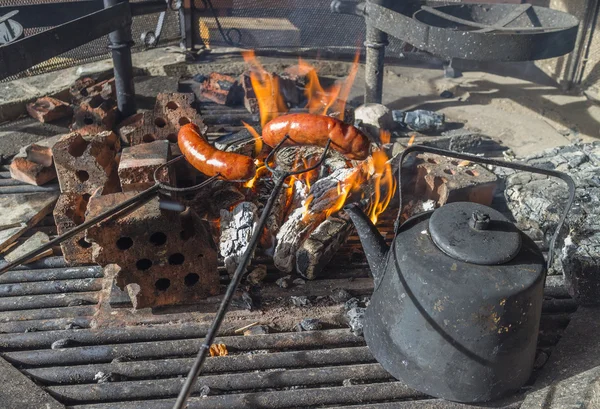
[0,102,577,408]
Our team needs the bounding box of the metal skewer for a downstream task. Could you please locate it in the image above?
[173,137,333,409]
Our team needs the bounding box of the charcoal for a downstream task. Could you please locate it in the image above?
[347,306,366,336]
[331,288,352,303]
[292,278,306,286]
[344,297,360,311]
[199,385,211,397]
[276,275,292,288]
[504,142,600,305]
[290,295,311,307]
[247,265,267,285]
[296,318,322,331]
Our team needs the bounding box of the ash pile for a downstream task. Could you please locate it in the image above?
[503,142,600,305]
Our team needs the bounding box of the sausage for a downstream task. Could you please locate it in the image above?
[262,113,370,160]
[178,123,256,181]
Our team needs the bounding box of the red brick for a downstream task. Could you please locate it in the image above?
[409,153,497,207]
[8,134,63,186]
[53,193,95,265]
[52,131,121,195]
[85,192,219,308]
[118,140,173,192]
[26,97,73,123]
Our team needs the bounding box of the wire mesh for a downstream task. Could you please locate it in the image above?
[0,0,181,81]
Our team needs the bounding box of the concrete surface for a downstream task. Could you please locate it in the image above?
[0,356,65,409]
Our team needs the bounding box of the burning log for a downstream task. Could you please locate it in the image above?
[219,202,258,277]
[273,167,359,273]
[295,212,354,280]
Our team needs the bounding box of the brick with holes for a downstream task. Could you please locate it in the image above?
[26,96,73,123]
[85,192,219,308]
[71,79,118,135]
[118,140,174,192]
[53,193,95,265]
[126,93,205,146]
[52,131,121,195]
[405,153,497,209]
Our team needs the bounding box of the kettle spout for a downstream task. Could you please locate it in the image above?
[344,203,389,285]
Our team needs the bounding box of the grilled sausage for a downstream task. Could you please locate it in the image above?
[178,123,256,181]
[262,113,370,160]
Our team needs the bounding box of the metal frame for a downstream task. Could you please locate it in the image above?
[332,0,579,104]
[0,0,168,117]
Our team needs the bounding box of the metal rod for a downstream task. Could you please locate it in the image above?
[364,0,389,104]
[0,184,160,275]
[104,0,136,118]
[174,139,333,409]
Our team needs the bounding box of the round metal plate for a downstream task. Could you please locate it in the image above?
[0,19,23,45]
[428,202,522,265]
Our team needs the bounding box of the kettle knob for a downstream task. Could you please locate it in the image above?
[470,211,490,231]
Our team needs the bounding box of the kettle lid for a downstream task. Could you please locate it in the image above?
[428,202,522,265]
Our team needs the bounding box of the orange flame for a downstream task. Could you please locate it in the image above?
[242,50,288,126]
[299,50,360,120]
[243,161,267,189]
[380,130,391,144]
[367,150,395,224]
[408,135,416,146]
[242,121,263,157]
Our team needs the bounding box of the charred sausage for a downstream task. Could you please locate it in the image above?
[178,123,256,181]
[262,113,370,160]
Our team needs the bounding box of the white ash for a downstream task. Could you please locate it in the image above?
[219,202,258,277]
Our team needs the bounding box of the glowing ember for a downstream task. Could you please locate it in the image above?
[242,50,288,126]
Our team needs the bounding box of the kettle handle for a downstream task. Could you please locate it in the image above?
[396,145,576,269]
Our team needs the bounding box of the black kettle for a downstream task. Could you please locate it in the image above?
[345,146,575,403]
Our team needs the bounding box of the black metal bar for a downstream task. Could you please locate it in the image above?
[129,1,169,16]
[3,329,364,367]
[0,278,103,297]
[71,383,420,409]
[49,364,392,404]
[0,2,131,80]
[104,0,136,118]
[0,305,96,324]
[0,266,102,284]
[364,0,390,104]
[0,1,102,29]
[0,256,69,271]
[0,292,99,313]
[25,347,375,385]
[0,184,60,194]
[0,317,91,334]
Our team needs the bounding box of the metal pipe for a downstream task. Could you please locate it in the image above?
[364,0,390,104]
[0,292,99,313]
[104,0,136,118]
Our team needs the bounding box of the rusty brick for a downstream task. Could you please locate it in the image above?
[85,192,219,308]
[9,134,63,186]
[409,153,497,207]
[71,97,117,135]
[118,140,173,192]
[199,72,243,106]
[52,131,121,195]
[53,193,95,265]
[26,97,73,123]
[69,77,96,104]
[116,112,146,146]
[127,93,206,146]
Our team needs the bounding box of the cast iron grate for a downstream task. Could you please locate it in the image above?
[0,102,577,408]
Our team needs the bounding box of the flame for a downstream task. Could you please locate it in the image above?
[380,130,391,144]
[408,135,416,146]
[242,121,263,157]
[367,150,395,224]
[299,50,360,120]
[243,161,267,189]
[242,50,288,126]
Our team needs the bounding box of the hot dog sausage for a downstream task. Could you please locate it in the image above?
[262,113,370,160]
[178,123,256,181]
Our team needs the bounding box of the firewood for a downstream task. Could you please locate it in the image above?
[219,202,258,277]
